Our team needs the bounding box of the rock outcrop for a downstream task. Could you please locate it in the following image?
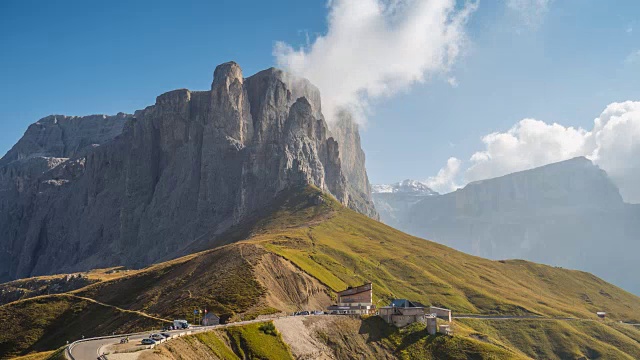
[0,62,377,281]
[0,113,129,167]
[330,112,378,219]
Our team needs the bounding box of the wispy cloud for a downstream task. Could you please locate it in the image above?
[506,0,552,30]
[625,50,640,64]
[274,0,477,124]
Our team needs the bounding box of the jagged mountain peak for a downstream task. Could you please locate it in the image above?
[0,62,377,281]
[372,179,438,196]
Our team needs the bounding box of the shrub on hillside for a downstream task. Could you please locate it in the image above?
[259,322,277,336]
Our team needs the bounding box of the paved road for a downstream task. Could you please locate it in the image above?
[68,316,301,360]
[453,315,580,320]
[69,314,621,360]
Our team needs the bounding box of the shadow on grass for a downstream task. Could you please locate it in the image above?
[357,316,396,342]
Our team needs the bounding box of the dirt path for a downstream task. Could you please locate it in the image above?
[64,294,171,323]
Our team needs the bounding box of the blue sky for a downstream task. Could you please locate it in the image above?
[1,0,639,191]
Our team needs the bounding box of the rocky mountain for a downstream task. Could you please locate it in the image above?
[388,157,640,295]
[331,111,378,219]
[0,62,377,282]
[3,186,640,359]
[372,179,438,228]
[372,179,438,195]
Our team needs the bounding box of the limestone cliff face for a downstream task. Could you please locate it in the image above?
[330,112,378,219]
[0,62,375,281]
[0,113,129,166]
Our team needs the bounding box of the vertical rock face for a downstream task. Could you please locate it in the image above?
[0,113,129,166]
[0,62,375,281]
[330,112,378,219]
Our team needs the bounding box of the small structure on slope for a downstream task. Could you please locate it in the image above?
[379,299,429,328]
[202,312,220,326]
[429,306,452,322]
[439,324,453,335]
[379,299,453,335]
[327,283,375,315]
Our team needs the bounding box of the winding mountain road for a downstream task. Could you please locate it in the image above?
[66,316,307,360]
[67,314,622,359]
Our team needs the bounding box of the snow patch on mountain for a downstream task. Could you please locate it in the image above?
[371,179,439,196]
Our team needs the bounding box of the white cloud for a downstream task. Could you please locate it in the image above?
[465,119,589,182]
[627,26,633,34]
[425,157,461,193]
[506,0,552,29]
[589,101,640,202]
[429,101,640,203]
[274,0,477,124]
[447,76,459,88]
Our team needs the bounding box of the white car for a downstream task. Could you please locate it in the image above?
[150,333,164,341]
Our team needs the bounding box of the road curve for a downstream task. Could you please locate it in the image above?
[69,314,610,360]
[67,316,314,360]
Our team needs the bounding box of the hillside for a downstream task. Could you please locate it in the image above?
[374,157,640,295]
[1,186,639,358]
[0,294,165,357]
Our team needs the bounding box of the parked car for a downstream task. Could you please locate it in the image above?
[161,332,171,338]
[299,311,310,316]
[141,338,156,345]
[150,333,164,341]
[313,310,325,315]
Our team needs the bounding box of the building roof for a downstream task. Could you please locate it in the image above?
[390,299,426,308]
[337,283,372,297]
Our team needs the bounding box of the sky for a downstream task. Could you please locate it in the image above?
[1,0,639,201]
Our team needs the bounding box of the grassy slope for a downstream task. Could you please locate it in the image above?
[455,319,640,360]
[2,186,640,359]
[0,295,162,358]
[225,322,293,359]
[11,350,55,360]
[157,321,292,360]
[254,188,640,322]
[75,244,276,323]
[0,267,141,306]
[176,317,521,360]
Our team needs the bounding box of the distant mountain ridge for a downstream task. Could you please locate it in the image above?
[0,62,377,281]
[372,179,438,195]
[371,179,438,229]
[375,157,640,295]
